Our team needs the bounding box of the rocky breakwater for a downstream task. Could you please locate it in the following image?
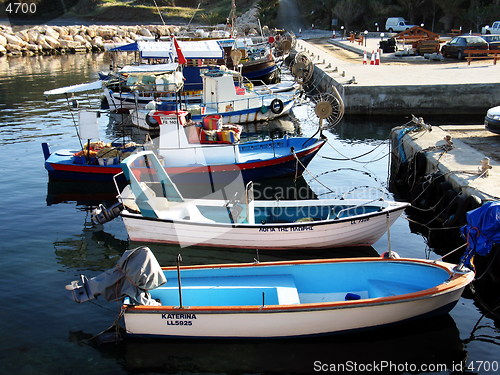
[0,24,176,56]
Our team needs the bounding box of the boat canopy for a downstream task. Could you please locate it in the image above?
[119,62,179,74]
[460,201,500,258]
[110,40,224,59]
[43,80,102,96]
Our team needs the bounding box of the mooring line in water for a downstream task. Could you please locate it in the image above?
[292,151,335,195]
[403,214,463,231]
[321,139,389,164]
[467,283,500,322]
[82,306,125,344]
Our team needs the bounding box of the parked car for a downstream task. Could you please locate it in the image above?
[481,34,500,50]
[482,21,500,35]
[440,35,488,60]
[385,17,417,33]
[485,105,500,134]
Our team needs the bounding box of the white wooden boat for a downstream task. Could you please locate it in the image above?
[103,63,185,111]
[94,151,409,249]
[66,247,474,339]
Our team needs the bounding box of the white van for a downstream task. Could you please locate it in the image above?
[385,17,417,32]
[482,21,500,34]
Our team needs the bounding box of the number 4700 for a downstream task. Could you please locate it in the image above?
[6,2,37,14]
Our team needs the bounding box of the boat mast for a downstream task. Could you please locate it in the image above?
[228,0,236,37]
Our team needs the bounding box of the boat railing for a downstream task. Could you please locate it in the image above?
[202,91,292,111]
[329,198,383,220]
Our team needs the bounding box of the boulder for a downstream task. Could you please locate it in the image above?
[87,27,97,38]
[27,30,39,44]
[3,32,25,47]
[0,45,6,55]
[44,35,61,49]
[138,28,153,37]
[45,26,60,40]
[92,36,104,49]
[17,29,29,42]
[5,43,23,53]
[26,43,41,52]
[73,34,86,44]
[0,34,6,46]
[37,36,53,50]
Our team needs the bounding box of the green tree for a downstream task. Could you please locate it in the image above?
[333,0,366,31]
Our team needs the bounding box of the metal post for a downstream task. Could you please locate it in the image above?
[177,254,183,308]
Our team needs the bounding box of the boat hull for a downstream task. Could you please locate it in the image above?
[43,139,324,184]
[121,201,408,249]
[122,258,474,338]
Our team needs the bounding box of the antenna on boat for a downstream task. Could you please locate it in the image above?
[176,254,183,308]
[187,2,201,27]
[152,0,166,26]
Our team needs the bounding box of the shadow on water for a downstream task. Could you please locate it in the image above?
[77,314,464,374]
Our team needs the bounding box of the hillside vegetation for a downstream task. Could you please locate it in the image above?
[297,0,500,34]
[0,0,256,25]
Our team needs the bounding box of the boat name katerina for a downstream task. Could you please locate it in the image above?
[162,313,197,326]
[259,225,314,232]
[162,313,197,320]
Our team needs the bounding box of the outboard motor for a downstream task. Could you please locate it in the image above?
[91,202,123,224]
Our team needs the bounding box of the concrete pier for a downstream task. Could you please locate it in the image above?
[296,37,500,115]
[292,35,500,231]
[391,122,500,202]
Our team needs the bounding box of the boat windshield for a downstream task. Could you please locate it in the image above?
[121,151,184,218]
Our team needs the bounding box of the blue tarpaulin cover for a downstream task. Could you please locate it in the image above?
[460,201,500,263]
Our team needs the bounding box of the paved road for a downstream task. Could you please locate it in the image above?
[298,37,500,86]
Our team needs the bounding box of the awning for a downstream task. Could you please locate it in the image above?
[111,40,224,59]
[119,62,179,74]
[43,80,103,96]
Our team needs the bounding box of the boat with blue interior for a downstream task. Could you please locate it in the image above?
[65,246,475,338]
[91,151,409,249]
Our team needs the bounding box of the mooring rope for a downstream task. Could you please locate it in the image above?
[292,150,336,194]
[321,138,389,163]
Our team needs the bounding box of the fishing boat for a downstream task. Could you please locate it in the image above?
[102,62,185,112]
[129,66,296,129]
[65,246,475,338]
[92,151,408,249]
[43,110,325,184]
[106,36,281,98]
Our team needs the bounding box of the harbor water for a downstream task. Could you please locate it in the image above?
[0,52,499,374]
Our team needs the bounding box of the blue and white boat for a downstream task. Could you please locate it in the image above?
[66,246,474,338]
[92,151,409,249]
[130,66,297,129]
[43,110,325,184]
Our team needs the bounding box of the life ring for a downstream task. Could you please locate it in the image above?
[145,114,159,128]
[270,98,284,114]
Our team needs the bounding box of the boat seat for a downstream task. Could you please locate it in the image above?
[137,182,214,223]
[154,202,215,223]
[152,274,300,306]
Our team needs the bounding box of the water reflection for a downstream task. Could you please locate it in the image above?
[46,180,118,206]
[88,314,464,374]
[54,214,128,271]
